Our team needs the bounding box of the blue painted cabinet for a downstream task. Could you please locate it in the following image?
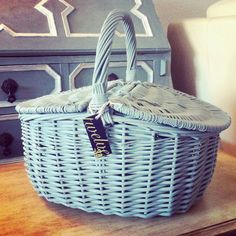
[0,0,171,163]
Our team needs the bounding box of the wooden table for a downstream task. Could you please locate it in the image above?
[1,151,236,236]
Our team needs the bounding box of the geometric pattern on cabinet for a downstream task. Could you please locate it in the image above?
[69,61,154,89]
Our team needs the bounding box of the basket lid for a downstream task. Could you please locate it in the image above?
[16,80,231,133]
[109,81,231,132]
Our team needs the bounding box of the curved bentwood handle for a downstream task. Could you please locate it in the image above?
[89,10,137,124]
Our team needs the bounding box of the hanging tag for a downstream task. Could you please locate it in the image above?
[83,114,112,158]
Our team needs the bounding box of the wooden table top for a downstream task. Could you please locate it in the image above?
[0,151,236,236]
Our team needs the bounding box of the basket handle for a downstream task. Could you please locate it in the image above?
[89,10,137,124]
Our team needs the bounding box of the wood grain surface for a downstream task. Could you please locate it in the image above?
[0,151,236,236]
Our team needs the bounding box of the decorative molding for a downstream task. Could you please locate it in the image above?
[138,61,153,82]
[0,156,24,164]
[60,0,75,37]
[0,100,24,108]
[0,0,57,37]
[61,0,153,37]
[0,114,18,121]
[0,64,61,108]
[69,61,153,89]
[130,0,153,37]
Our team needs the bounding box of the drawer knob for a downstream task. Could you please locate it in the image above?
[1,78,18,103]
[108,73,119,81]
[0,132,14,157]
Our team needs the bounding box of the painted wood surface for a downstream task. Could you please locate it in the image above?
[0,151,236,236]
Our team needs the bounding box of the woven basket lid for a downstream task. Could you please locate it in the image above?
[16,80,231,133]
[109,81,231,132]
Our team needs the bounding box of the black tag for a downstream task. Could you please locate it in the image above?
[83,114,112,158]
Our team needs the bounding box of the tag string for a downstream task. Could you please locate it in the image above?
[89,100,121,120]
[95,101,111,119]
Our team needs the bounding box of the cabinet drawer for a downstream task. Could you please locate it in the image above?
[0,64,62,114]
[0,115,23,160]
[69,61,154,89]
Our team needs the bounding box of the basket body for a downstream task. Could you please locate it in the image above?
[20,113,219,218]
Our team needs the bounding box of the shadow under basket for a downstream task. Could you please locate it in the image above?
[17,10,230,218]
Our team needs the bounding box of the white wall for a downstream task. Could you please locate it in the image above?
[158,0,236,156]
[153,0,219,33]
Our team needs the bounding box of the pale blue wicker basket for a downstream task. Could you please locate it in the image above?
[16,10,230,218]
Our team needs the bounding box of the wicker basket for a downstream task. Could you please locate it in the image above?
[16,10,230,218]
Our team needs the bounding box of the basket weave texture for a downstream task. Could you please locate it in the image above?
[17,10,230,218]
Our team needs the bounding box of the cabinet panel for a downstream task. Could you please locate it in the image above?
[64,0,151,37]
[0,0,53,36]
[0,115,23,161]
[69,61,154,89]
[0,64,61,114]
[0,0,170,55]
